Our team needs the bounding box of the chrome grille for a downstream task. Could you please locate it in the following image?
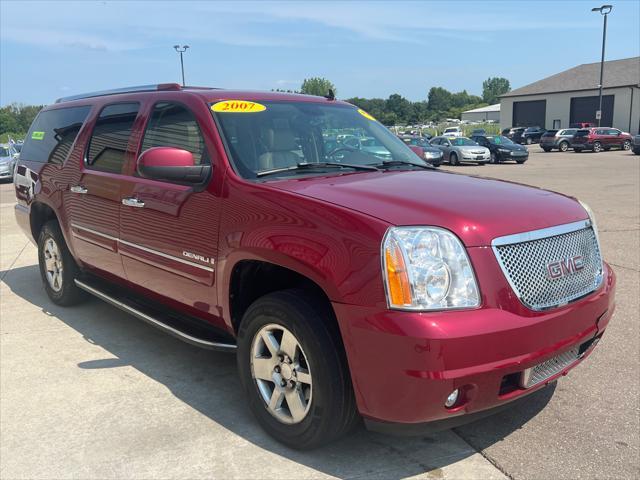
[492,221,603,311]
[521,347,579,388]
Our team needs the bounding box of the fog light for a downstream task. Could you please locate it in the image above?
[445,389,459,408]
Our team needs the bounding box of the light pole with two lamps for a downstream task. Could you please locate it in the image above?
[173,45,190,87]
[591,4,612,127]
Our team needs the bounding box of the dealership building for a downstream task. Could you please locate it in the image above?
[500,57,639,134]
[461,104,500,123]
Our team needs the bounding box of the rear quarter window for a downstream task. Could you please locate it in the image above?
[20,106,91,163]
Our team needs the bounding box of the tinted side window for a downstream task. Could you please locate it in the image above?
[607,129,620,135]
[86,103,139,173]
[430,138,440,145]
[20,106,91,164]
[141,102,208,165]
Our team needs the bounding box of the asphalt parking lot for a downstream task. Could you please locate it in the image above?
[1,147,638,479]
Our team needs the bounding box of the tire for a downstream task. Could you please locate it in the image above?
[237,289,359,450]
[559,141,569,152]
[623,140,631,151]
[449,152,459,166]
[525,137,533,145]
[516,159,526,164]
[37,220,87,306]
[542,147,552,152]
[593,141,603,153]
[490,152,499,164]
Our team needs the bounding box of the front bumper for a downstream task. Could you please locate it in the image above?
[333,262,615,431]
[461,153,489,163]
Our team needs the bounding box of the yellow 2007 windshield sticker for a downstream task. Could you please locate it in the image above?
[358,109,376,121]
[211,100,266,113]
[31,131,45,140]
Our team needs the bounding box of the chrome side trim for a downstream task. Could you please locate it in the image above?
[119,239,214,272]
[71,223,118,241]
[491,219,591,247]
[74,279,236,352]
[70,223,214,272]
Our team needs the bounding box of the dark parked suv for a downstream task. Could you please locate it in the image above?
[14,84,615,449]
[521,127,546,145]
[571,128,633,153]
[540,129,578,152]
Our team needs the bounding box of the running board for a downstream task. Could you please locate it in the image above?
[74,279,237,352]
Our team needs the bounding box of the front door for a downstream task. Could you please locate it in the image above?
[119,100,222,320]
[65,102,141,279]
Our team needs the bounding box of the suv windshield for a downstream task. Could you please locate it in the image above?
[450,138,478,146]
[212,101,425,179]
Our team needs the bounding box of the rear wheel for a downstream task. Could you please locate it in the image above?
[237,289,358,449]
[593,141,603,153]
[559,141,569,152]
[449,152,459,166]
[623,140,631,151]
[37,220,86,306]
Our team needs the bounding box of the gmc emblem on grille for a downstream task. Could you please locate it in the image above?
[546,255,584,280]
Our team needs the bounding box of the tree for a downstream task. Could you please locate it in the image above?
[427,87,453,112]
[482,77,510,104]
[300,77,336,97]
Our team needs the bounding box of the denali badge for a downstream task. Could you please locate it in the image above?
[546,255,584,280]
[183,251,214,265]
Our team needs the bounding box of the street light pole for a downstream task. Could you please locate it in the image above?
[173,45,190,86]
[591,5,612,127]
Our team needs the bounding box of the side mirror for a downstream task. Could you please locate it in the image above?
[408,145,424,158]
[137,147,210,183]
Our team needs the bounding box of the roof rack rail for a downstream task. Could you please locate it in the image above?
[55,83,182,104]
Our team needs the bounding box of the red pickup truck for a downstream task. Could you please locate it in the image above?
[14,85,616,449]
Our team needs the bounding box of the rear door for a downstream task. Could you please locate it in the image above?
[607,129,622,148]
[118,98,223,320]
[65,102,141,278]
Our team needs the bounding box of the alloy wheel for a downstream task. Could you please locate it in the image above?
[593,142,602,153]
[43,238,63,292]
[251,324,312,424]
[559,141,569,152]
[623,140,631,150]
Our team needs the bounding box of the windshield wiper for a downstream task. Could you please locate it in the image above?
[256,162,379,177]
[376,160,435,170]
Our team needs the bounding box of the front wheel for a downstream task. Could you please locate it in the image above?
[37,220,87,306]
[449,152,459,166]
[490,152,499,164]
[237,289,358,449]
[623,140,631,151]
[516,159,526,164]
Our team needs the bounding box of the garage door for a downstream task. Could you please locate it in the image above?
[570,95,614,127]
[512,100,546,128]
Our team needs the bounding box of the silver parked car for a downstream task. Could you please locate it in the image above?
[540,128,578,152]
[430,136,489,166]
[0,144,18,182]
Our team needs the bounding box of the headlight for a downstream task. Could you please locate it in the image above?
[498,148,510,153]
[382,227,480,310]
[424,151,440,159]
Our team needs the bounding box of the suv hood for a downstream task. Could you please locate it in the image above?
[270,170,587,247]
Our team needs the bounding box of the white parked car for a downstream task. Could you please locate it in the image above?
[442,126,463,137]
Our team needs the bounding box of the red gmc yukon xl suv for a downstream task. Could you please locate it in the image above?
[14,85,616,449]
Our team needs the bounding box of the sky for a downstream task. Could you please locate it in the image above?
[1,0,639,105]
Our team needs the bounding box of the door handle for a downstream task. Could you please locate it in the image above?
[70,185,88,194]
[122,197,145,208]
